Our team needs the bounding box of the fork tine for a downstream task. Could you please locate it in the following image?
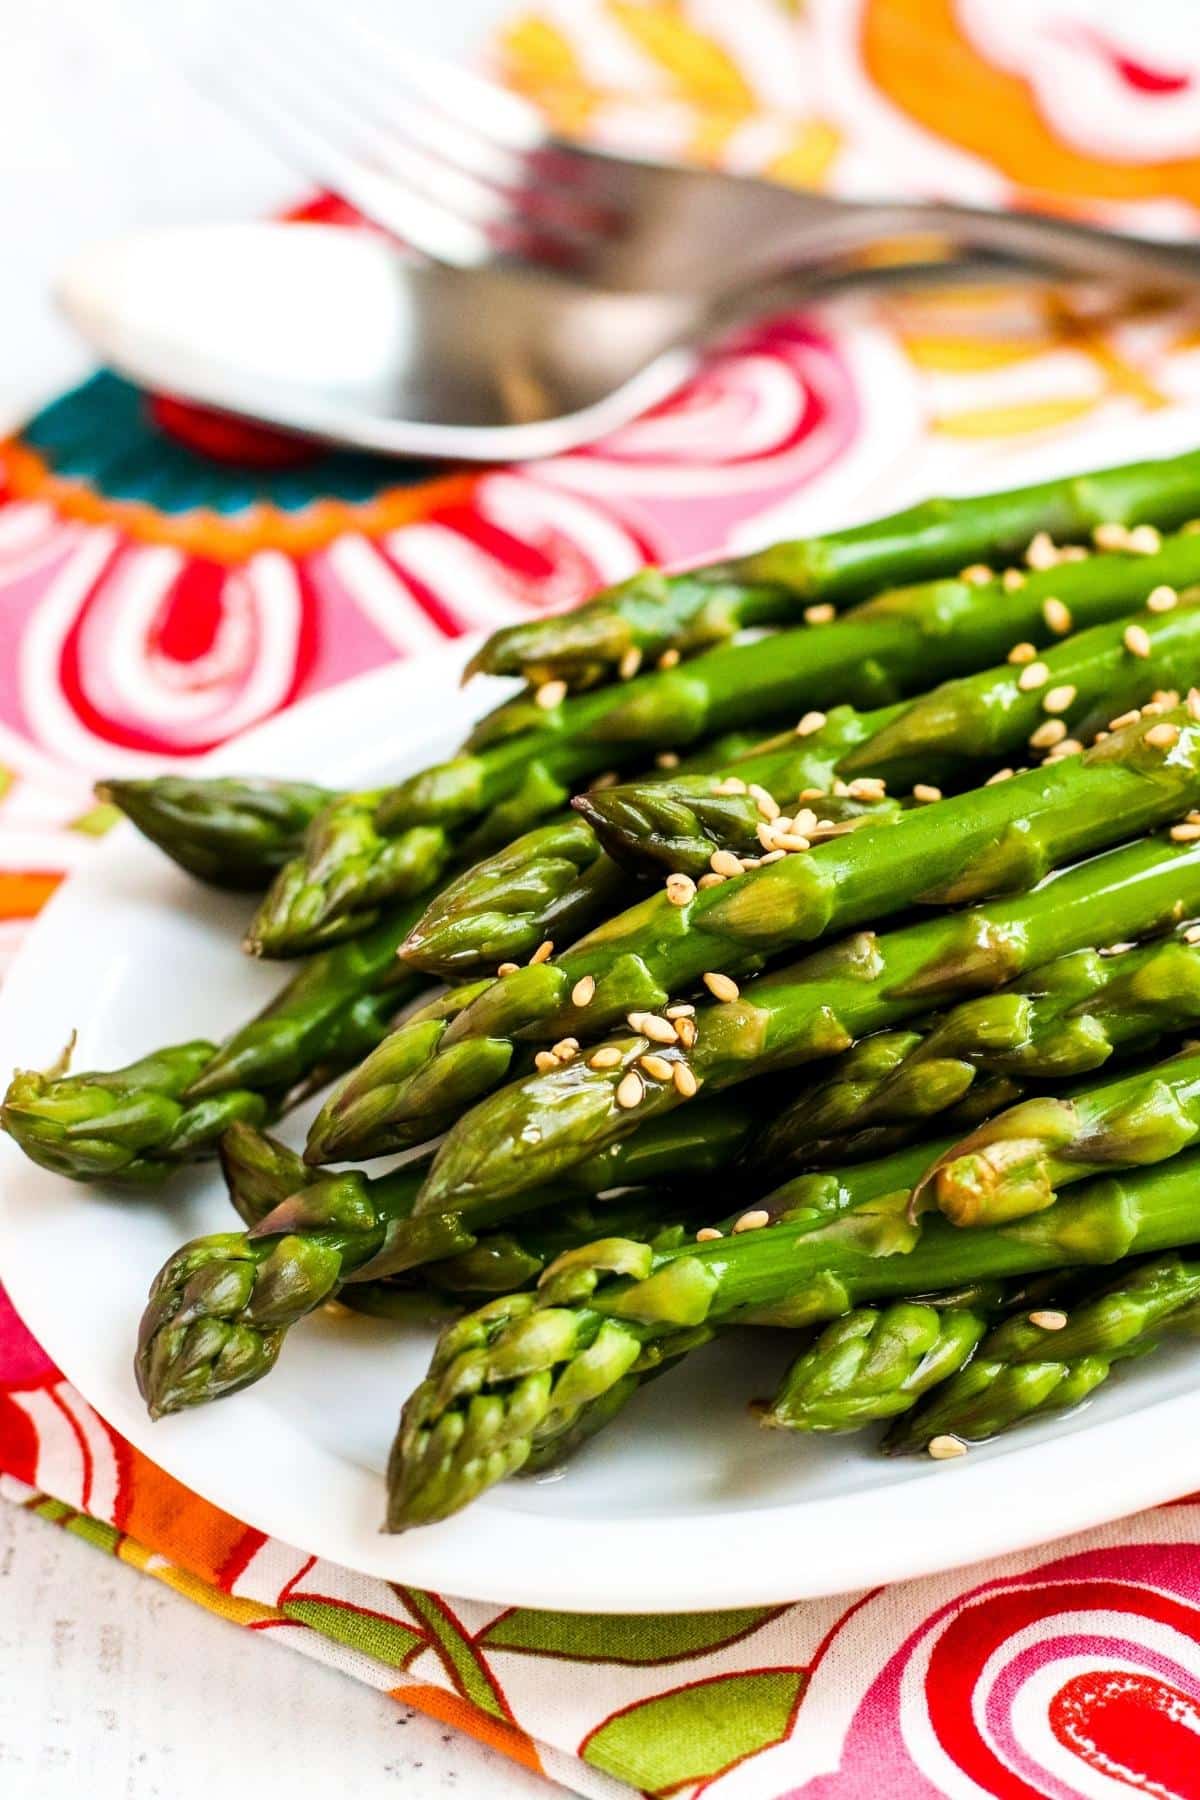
[194,8,496,266]
[318,0,547,152]
[279,0,532,190]
[230,0,613,267]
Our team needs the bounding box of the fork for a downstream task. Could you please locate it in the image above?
[163,0,1200,296]
[62,0,1200,461]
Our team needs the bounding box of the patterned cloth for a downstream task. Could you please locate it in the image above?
[5,4,1200,1794]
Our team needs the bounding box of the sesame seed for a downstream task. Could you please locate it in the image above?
[832,778,851,797]
[798,787,826,801]
[804,602,836,625]
[1002,568,1027,592]
[1026,531,1058,570]
[673,1062,699,1097]
[928,1435,968,1460]
[732,1209,770,1233]
[1093,521,1130,551]
[1042,597,1072,635]
[530,939,554,965]
[618,647,642,680]
[792,807,820,836]
[616,1071,644,1109]
[535,679,567,710]
[698,872,726,889]
[1029,1309,1068,1331]
[1146,722,1180,749]
[640,1053,674,1082]
[1147,585,1178,613]
[1171,822,1200,842]
[847,777,887,801]
[497,961,519,977]
[985,767,1015,784]
[1030,718,1068,750]
[572,975,596,1007]
[676,1019,697,1050]
[1043,683,1077,715]
[759,849,787,864]
[912,783,942,804]
[1017,661,1049,691]
[641,1015,679,1045]
[1109,709,1141,730]
[795,711,827,737]
[712,776,748,796]
[534,1050,560,1073]
[1125,623,1152,658]
[696,1227,722,1241]
[773,831,812,852]
[749,783,780,821]
[1190,688,1200,721]
[1185,924,1200,943]
[710,849,745,878]
[1060,545,1089,563]
[1008,642,1038,665]
[626,1011,649,1032]
[959,563,993,585]
[589,1046,623,1069]
[756,821,777,852]
[1047,739,1084,760]
[666,873,696,907]
[665,1003,695,1018]
[703,971,740,1002]
[589,772,619,791]
[657,647,681,669]
[1128,523,1162,555]
[655,751,680,770]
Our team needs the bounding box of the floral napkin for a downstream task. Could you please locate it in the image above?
[5,3,1200,1793]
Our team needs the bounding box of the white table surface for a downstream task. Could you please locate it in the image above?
[0,0,552,1793]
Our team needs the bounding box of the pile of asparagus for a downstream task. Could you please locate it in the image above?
[12,447,1200,1531]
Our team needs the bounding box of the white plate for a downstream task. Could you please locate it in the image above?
[3,646,1200,1614]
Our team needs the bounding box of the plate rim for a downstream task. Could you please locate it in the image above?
[3,649,1200,1612]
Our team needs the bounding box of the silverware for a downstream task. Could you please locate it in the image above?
[57,222,706,461]
[169,0,1200,297]
[60,1,1200,461]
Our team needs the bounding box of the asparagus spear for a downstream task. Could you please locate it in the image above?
[417,832,1200,1221]
[398,815,629,979]
[1,909,426,1183]
[760,1301,990,1433]
[386,1150,1200,1527]
[466,449,1200,684]
[411,706,1200,1204]
[918,1047,1200,1227]
[579,595,1200,876]
[245,793,453,957]
[98,776,332,889]
[0,1041,278,1185]
[398,730,771,978]
[136,1096,765,1415]
[886,1254,1200,1451]
[256,533,1200,955]
[760,930,1200,1169]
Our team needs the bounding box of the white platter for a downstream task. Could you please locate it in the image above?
[2,644,1200,1613]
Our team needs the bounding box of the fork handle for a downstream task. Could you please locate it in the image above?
[913,200,1200,287]
[755,194,1200,289]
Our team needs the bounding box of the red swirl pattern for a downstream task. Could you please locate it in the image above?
[789,1545,1200,1800]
